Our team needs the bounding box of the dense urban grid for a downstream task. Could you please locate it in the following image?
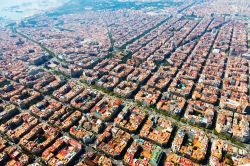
[0,0,249,165]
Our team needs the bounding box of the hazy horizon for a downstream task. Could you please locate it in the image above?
[0,0,69,25]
